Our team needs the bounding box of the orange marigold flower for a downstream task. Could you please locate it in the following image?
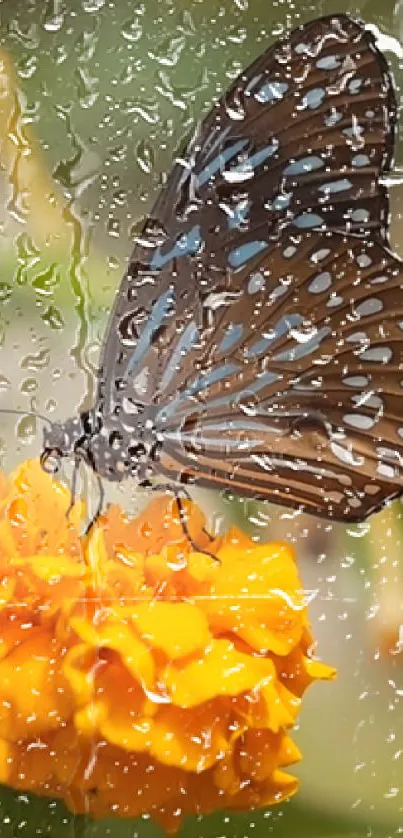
[0,459,335,832]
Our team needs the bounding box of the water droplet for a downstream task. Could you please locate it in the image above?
[53,142,101,193]
[18,55,38,79]
[76,66,99,109]
[31,264,60,296]
[121,16,143,42]
[42,305,64,331]
[21,349,50,372]
[0,284,12,303]
[85,341,102,374]
[149,36,186,67]
[140,522,152,539]
[0,376,11,393]
[347,522,371,538]
[43,1,65,32]
[82,0,105,11]
[108,145,127,164]
[76,29,98,63]
[17,415,36,444]
[107,255,120,269]
[136,139,154,174]
[107,218,121,238]
[20,378,38,395]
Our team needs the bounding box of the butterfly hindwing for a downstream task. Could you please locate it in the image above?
[155,230,403,521]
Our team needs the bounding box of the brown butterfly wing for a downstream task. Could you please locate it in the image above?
[156,230,403,522]
[98,13,396,417]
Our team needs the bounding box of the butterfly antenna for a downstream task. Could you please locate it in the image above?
[0,408,52,427]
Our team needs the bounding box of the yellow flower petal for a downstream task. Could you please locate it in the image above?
[0,632,72,740]
[62,643,97,706]
[0,458,334,833]
[131,601,211,659]
[12,554,85,582]
[202,536,306,655]
[70,615,155,689]
[0,738,12,783]
[0,576,16,609]
[162,639,276,707]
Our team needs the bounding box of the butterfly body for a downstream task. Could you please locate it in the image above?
[41,13,403,522]
[42,408,159,484]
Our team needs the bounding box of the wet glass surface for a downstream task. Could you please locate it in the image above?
[0,0,402,836]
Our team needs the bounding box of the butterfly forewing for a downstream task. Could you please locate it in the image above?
[98,13,403,521]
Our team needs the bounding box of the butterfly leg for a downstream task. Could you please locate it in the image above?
[66,457,80,521]
[175,492,218,559]
[80,450,105,535]
[139,478,217,559]
[64,456,104,536]
[85,471,105,535]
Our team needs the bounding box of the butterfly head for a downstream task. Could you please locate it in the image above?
[40,411,100,475]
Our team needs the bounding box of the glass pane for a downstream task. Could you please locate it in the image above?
[0,1,402,836]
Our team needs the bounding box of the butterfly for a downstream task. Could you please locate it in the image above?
[40,12,403,524]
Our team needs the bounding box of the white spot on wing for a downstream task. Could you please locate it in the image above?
[355,298,383,317]
[361,346,393,363]
[308,272,332,294]
[330,440,365,467]
[343,413,375,430]
[377,462,395,479]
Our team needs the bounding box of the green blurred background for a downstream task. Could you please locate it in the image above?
[0,0,403,835]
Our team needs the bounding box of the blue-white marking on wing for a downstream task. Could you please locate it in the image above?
[124,289,175,378]
[159,321,200,391]
[226,199,251,230]
[351,208,370,223]
[245,313,304,358]
[196,139,248,187]
[272,193,292,211]
[244,372,281,393]
[294,213,324,229]
[156,362,240,424]
[324,109,342,126]
[156,369,281,426]
[200,125,232,161]
[166,432,263,452]
[165,421,278,454]
[228,240,269,269]
[285,156,325,176]
[273,326,331,362]
[349,78,363,94]
[150,225,202,270]
[319,179,353,194]
[166,417,286,452]
[187,363,240,397]
[352,154,370,168]
[218,323,244,353]
[223,142,278,183]
[316,55,342,70]
[300,87,326,110]
[254,81,288,104]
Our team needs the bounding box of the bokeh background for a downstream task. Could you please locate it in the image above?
[0,0,402,835]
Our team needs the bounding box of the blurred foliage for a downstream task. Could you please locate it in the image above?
[0,782,397,838]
